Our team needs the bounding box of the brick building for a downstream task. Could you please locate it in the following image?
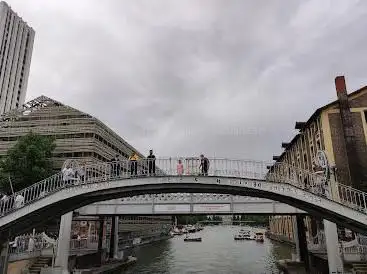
[268,76,367,241]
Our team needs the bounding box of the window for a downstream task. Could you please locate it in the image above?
[364,111,367,123]
[316,140,321,150]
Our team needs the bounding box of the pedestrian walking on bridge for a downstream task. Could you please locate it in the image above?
[199,154,209,176]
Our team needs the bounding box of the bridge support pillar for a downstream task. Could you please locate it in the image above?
[109,216,119,259]
[293,215,310,271]
[55,211,73,274]
[292,216,300,262]
[97,217,104,251]
[96,216,105,266]
[324,220,344,274]
[0,240,9,274]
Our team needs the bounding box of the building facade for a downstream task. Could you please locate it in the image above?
[0,95,171,244]
[0,1,34,114]
[268,76,367,241]
[0,95,145,169]
[71,215,172,248]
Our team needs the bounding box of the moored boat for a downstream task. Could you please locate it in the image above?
[186,225,197,233]
[234,234,246,240]
[234,229,251,240]
[184,237,202,242]
[171,227,184,235]
[255,232,264,243]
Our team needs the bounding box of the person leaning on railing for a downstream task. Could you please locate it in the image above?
[110,154,121,178]
[147,149,156,176]
[129,153,139,176]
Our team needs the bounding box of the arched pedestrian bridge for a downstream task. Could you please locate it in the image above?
[0,158,367,239]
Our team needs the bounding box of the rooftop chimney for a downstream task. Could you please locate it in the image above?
[335,76,347,94]
[334,75,362,188]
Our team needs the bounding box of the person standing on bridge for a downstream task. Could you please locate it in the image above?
[177,159,184,176]
[147,149,156,176]
[110,154,121,177]
[129,153,138,176]
[199,154,209,176]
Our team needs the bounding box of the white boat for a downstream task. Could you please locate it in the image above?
[171,227,184,235]
[234,234,247,240]
[234,229,251,240]
[186,225,197,233]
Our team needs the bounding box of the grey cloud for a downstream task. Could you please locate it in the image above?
[6,0,367,163]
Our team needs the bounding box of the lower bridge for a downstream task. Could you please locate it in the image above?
[76,194,305,215]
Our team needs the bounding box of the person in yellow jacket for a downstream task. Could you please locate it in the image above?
[129,153,139,176]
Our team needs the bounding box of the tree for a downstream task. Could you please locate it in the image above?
[174,215,207,225]
[240,215,269,226]
[0,132,56,193]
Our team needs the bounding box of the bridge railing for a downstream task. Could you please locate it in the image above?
[337,184,367,212]
[0,158,268,218]
[266,162,367,214]
[0,158,367,219]
[307,230,326,251]
[8,233,104,257]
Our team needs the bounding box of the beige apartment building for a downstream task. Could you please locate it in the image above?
[268,76,367,241]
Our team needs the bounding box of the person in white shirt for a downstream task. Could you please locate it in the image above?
[14,194,24,209]
[62,167,75,186]
[27,237,34,252]
[0,194,9,215]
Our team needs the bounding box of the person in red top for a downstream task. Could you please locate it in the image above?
[177,159,184,176]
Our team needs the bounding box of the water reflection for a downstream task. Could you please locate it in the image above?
[122,226,293,274]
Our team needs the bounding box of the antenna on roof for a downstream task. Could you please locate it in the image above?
[8,176,14,196]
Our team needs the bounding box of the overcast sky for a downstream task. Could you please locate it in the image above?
[6,0,367,161]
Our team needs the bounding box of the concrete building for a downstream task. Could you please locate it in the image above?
[0,95,145,169]
[0,1,34,114]
[0,95,171,244]
[71,215,172,248]
[268,76,367,242]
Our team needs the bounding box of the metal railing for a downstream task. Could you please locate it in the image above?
[266,162,330,197]
[8,233,55,255]
[308,230,326,251]
[8,233,105,257]
[267,162,367,213]
[343,244,367,255]
[69,235,98,250]
[337,184,367,212]
[0,158,366,219]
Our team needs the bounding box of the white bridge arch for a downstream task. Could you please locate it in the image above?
[0,158,366,240]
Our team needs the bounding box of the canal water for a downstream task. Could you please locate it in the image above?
[122,225,293,274]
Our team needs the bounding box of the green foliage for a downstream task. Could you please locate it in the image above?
[174,215,207,225]
[174,215,223,225]
[0,132,56,193]
[240,215,269,225]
